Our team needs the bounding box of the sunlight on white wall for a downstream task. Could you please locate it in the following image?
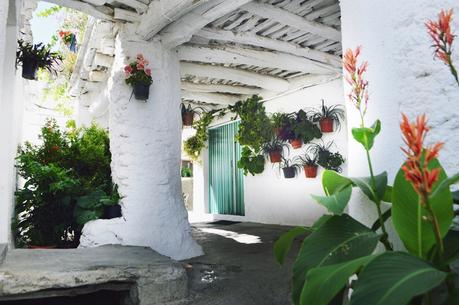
[199,228,262,244]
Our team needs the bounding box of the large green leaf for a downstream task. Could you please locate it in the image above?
[322,170,352,195]
[274,227,309,265]
[392,159,453,258]
[312,186,352,215]
[351,119,381,151]
[443,230,459,264]
[349,172,387,204]
[443,289,459,305]
[300,255,374,305]
[291,215,379,305]
[350,252,446,305]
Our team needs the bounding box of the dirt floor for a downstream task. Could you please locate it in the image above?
[183,221,301,305]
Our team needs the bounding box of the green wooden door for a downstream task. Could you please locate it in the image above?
[208,121,244,216]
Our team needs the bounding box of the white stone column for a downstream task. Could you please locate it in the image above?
[80,27,203,260]
[340,0,459,229]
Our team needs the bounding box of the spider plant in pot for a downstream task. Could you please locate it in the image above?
[124,54,153,100]
[312,99,345,133]
[181,103,205,127]
[298,152,319,178]
[271,112,293,139]
[307,141,345,173]
[16,40,62,80]
[280,156,302,179]
[291,110,322,148]
[262,137,288,163]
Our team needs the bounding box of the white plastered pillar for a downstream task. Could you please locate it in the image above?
[340,0,459,231]
[80,26,203,260]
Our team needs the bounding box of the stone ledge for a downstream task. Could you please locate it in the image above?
[0,245,188,305]
[0,244,7,265]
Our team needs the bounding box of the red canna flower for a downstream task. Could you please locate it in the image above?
[426,9,458,84]
[400,114,444,196]
[343,46,370,120]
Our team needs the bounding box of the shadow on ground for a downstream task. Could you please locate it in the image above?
[182,222,301,305]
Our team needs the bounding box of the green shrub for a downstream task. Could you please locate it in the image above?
[13,119,119,248]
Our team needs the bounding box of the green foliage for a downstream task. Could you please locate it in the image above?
[229,95,273,151]
[184,111,217,160]
[352,119,381,151]
[312,100,346,130]
[13,119,119,248]
[292,110,322,143]
[291,215,379,305]
[311,186,352,215]
[349,252,446,305]
[36,5,62,17]
[308,142,345,172]
[181,167,193,177]
[350,172,388,204]
[271,112,293,129]
[237,146,265,176]
[274,227,309,265]
[392,158,453,259]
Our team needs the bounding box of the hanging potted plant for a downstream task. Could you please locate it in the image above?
[124,54,153,100]
[312,99,345,133]
[291,110,322,148]
[58,30,77,53]
[16,39,62,80]
[307,141,345,173]
[262,138,288,163]
[271,112,293,139]
[298,152,319,178]
[181,103,205,127]
[280,157,302,179]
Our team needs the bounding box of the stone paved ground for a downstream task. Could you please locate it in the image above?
[183,222,301,305]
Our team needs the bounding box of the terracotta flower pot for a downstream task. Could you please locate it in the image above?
[22,57,38,80]
[283,167,296,179]
[289,138,303,149]
[274,127,285,137]
[304,165,318,178]
[320,118,334,133]
[269,151,282,163]
[103,205,122,219]
[133,83,150,100]
[182,112,194,127]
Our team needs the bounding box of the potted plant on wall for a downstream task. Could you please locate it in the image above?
[312,99,345,133]
[298,152,319,178]
[280,157,302,179]
[271,112,293,139]
[263,138,288,163]
[16,39,62,80]
[307,141,345,173]
[291,110,322,148]
[58,30,77,53]
[181,103,205,127]
[124,54,152,100]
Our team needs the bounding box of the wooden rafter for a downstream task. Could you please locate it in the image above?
[181,62,289,92]
[181,82,261,95]
[181,91,243,105]
[241,1,341,42]
[41,0,114,20]
[195,27,342,68]
[177,44,337,74]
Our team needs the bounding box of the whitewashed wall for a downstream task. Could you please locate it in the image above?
[340,0,459,230]
[190,79,347,226]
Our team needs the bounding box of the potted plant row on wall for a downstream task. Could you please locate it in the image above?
[16,39,62,80]
[280,157,302,179]
[312,99,345,133]
[298,152,319,178]
[124,54,152,100]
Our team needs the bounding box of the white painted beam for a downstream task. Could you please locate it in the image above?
[182,91,242,105]
[137,0,212,40]
[242,1,341,42]
[181,82,261,95]
[180,62,289,92]
[160,0,253,48]
[195,27,342,68]
[114,7,140,22]
[178,45,337,74]
[85,0,148,14]
[41,0,114,20]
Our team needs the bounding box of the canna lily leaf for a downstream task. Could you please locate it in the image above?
[312,185,352,215]
[274,227,310,266]
[351,119,381,151]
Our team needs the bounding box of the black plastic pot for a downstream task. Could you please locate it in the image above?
[133,83,150,100]
[282,167,296,179]
[102,205,122,219]
[22,57,38,80]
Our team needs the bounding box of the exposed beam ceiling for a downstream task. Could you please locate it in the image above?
[137,0,212,40]
[181,91,243,105]
[241,1,341,42]
[180,62,289,92]
[160,0,253,48]
[178,44,337,74]
[181,82,261,95]
[195,27,342,68]
[42,0,114,20]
